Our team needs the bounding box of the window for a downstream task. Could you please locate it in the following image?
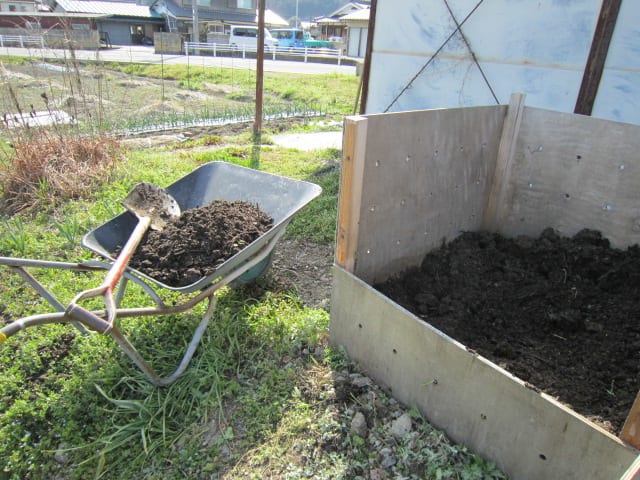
[207,22,224,33]
[237,0,252,9]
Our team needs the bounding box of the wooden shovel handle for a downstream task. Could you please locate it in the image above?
[103,216,152,291]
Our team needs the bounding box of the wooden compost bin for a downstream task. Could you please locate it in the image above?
[330,94,640,480]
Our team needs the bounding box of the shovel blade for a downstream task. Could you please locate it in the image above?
[122,182,181,230]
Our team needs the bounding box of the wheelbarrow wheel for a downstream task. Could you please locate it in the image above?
[229,253,273,287]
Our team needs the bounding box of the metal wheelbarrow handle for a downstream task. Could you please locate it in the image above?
[66,216,152,330]
[66,182,179,331]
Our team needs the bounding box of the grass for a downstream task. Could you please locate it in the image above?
[0,59,506,480]
[0,145,341,479]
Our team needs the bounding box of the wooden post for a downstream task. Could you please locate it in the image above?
[335,116,367,272]
[574,0,622,116]
[358,0,377,114]
[622,390,640,451]
[482,92,526,232]
[253,0,265,145]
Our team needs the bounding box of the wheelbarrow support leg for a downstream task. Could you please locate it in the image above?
[107,294,217,387]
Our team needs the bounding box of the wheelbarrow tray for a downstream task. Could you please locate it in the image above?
[83,161,322,293]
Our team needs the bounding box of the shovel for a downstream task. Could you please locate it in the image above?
[66,182,180,331]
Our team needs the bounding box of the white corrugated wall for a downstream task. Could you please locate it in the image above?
[366,0,640,125]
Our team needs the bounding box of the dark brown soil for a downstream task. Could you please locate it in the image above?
[129,199,273,287]
[374,228,640,435]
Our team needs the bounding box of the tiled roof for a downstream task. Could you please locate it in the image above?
[54,0,162,18]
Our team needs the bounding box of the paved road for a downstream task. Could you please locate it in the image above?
[0,44,357,76]
[271,131,343,150]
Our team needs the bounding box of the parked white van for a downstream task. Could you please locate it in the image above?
[229,25,278,49]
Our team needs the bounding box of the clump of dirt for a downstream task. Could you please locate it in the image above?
[129,199,273,287]
[374,228,640,435]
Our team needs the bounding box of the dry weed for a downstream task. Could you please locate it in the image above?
[0,132,123,215]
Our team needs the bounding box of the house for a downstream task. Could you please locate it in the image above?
[0,0,287,47]
[0,0,38,12]
[0,0,103,48]
[341,6,368,58]
[152,1,287,42]
[51,0,165,45]
[314,1,369,57]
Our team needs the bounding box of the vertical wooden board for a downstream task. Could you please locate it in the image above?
[330,266,638,480]
[483,93,526,230]
[335,116,368,272]
[622,391,640,450]
[497,107,640,247]
[352,106,507,284]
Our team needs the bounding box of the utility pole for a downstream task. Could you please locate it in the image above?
[192,0,199,44]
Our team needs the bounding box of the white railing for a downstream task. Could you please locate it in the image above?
[0,34,44,48]
[184,42,343,65]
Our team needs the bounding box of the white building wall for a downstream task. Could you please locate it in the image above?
[366,0,640,125]
[347,26,368,57]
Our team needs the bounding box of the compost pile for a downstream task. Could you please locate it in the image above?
[374,228,640,435]
[129,199,273,287]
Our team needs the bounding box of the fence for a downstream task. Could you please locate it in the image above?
[184,42,343,65]
[0,30,100,49]
[0,34,44,49]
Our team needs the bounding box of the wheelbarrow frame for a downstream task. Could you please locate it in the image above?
[0,162,322,386]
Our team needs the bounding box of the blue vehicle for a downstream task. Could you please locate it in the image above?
[270,28,306,49]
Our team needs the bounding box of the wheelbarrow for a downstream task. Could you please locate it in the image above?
[0,161,322,386]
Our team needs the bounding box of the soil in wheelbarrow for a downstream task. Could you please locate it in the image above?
[374,228,640,435]
[128,199,273,287]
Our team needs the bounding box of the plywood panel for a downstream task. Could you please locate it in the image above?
[351,106,506,283]
[330,266,638,480]
[497,107,640,248]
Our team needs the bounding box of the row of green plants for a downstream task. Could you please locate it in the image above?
[1,56,357,138]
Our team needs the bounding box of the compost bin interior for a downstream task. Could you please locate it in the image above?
[374,227,640,436]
